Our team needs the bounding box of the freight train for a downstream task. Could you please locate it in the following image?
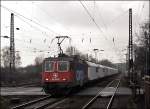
[42,55,118,95]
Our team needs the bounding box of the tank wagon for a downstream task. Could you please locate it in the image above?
[42,55,118,95]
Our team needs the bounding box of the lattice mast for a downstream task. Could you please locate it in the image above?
[10,13,15,73]
[128,8,134,83]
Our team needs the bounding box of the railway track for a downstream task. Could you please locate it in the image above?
[45,77,121,109]
[11,95,66,109]
[11,95,51,109]
[81,79,121,109]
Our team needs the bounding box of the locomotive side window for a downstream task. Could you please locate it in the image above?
[45,61,54,72]
[103,68,105,72]
[58,61,69,72]
[96,67,99,72]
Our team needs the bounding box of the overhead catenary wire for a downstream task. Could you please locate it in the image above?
[1,3,106,51]
[19,49,59,57]
[1,4,77,53]
[79,0,108,41]
[14,15,52,39]
[2,34,57,57]
[1,3,118,49]
[1,5,60,36]
[15,16,56,52]
[1,5,59,52]
[94,3,129,62]
[32,3,71,36]
[79,1,122,62]
[96,5,128,40]
[17,48,59,54]
[80,1,127,62]
[2,34,53,50]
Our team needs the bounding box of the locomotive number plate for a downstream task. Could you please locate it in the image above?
[52,73,60,80]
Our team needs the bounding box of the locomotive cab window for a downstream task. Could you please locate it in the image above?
[45,61,54,72]
[58,61,69,72]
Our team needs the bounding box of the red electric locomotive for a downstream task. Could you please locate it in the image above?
[42,54,88,95]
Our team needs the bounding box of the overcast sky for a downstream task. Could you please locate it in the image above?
[1,1,149,66]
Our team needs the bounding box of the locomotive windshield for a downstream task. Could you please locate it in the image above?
[58,61,69,72]
[45,61,54,72]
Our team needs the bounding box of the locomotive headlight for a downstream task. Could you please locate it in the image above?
[45,78,49,81]
[62,78,67,81]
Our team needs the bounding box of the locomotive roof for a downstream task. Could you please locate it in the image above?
[44,57,74,61]
[86,61,99,67]
[44,55,85,62]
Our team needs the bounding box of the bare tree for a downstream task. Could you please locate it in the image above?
[1,46,10,68]
[34,55,43,78]
[15,52,22,68]
[34,55,43,66]
[99,59,115,68]
[65,46,80,56]
[1,46,22,68]
[134,21,149,77]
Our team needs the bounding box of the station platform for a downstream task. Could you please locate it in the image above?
[76,86,132,96]
[1,87,46,96]
[1,86,132,97]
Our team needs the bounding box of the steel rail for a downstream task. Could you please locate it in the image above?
[34,97,67,109]
[81,80,115,109]
[16,82,40,87]
[11,95,51,109]
[106,79,121,109]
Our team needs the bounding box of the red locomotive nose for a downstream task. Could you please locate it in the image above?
[43,60,74,82]
[43,71,73,82]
